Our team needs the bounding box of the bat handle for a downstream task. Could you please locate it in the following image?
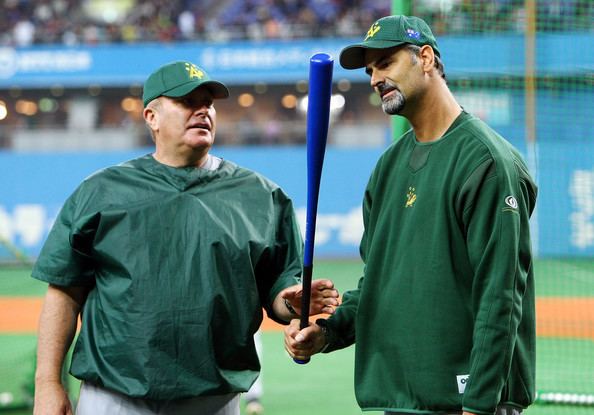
[293,264,313,364]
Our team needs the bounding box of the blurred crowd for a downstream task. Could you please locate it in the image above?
[1,0,592,47]
[1,0,591,149]
[0,0,389,47]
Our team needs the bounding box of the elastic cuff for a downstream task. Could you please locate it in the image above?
[315,318,333,353]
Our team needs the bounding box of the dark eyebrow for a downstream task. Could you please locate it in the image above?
[365,54,391,77]
[176,94,214,107]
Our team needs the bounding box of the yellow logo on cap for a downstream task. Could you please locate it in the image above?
[365,22,380,41]
[185,63,204,79]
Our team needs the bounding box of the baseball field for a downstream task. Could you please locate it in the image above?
[1,258,593,415]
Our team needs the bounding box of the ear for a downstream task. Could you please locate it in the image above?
[418,45,436,73]
[143,105,158,131]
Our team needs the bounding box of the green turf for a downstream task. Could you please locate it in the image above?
[0,266,45,297]
[535,338,594,394]
[1,259,593,414]
[534,258,594,297]
[253,330,376,415]
[0,335,36,412]
[2,257,593,298]
[255,331,594,415]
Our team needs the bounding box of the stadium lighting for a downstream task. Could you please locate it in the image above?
[295,80,308,93]
[88,85,102,97]
[0,101,7,120]
[15,100,37,116]
[50,85,65,97]
[254,83,268,94]
[368,92,382,107]
[337,79,351,92]
[121,97,142,113]
[281,94,298,109]
[238,93,255,108]
[38,98,58,113]
[297,94,345,115]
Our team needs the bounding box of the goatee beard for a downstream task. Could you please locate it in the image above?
[382,90,405,115]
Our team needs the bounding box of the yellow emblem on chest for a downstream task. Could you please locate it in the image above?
[405,187,417,208]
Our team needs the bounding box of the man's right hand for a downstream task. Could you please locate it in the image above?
[284,319,328,361]
[34,380,73,415]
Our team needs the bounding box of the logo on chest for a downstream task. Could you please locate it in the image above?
[405,187,417,208]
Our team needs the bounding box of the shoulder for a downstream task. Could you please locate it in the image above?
[218,160,294,204]
[458,114,512,157]
[80,155,148,184]
[222,160,281,190]
[455,114,536,199]
[455,113,529,177]
[67,155,149,208]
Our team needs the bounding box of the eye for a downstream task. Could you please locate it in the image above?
[177,97,213,108]
[176,97,192,107]
[377,58,391,70]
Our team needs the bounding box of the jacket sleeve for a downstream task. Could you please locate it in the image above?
[261,187,303,324]
[459,157,537,414]
[322,176,377,352]
[32,186,97,287]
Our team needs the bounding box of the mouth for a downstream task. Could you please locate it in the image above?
[188,122,211,132]
[379,87,397,99]
[377,82,399,99]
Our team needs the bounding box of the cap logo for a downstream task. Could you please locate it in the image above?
[364,22,381,41]
[406,28,421,40]
[185,62,204,80]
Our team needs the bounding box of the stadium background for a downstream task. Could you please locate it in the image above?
[0,0,593,414]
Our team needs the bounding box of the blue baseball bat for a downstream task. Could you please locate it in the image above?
[295,52,334,364]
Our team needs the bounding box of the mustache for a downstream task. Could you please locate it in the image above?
[377,81,400,97]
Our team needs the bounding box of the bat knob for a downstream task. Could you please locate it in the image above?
[293,357,310,365]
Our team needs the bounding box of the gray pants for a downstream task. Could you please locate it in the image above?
[76,382,240,415]
[385,405,522,415]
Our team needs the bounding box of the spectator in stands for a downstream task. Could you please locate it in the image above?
[32,60,339,415]
[0,0,386,46]
[1,0,591,47]
[285,15,538,415]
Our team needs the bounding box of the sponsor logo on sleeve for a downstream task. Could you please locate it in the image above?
[503,195,519,213]
[457,374,469,394]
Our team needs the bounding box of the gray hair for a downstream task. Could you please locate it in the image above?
[406,44,446,81]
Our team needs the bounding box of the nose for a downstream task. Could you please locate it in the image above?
[194,105,209,115]
[369,69,382,90]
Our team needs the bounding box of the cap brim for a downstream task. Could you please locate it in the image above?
[163,80,230,100]
[339,40,408,69]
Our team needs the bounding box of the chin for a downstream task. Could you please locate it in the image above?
[185,132,214,148]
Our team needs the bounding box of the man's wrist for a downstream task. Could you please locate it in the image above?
[315,318,331,353]
[284,298,298,316]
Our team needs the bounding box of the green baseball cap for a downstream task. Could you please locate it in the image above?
[339,15,440,70]
[142,61,229,107]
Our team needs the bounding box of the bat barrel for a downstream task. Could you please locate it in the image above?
[303,52,334,268]
[294,53,334,365]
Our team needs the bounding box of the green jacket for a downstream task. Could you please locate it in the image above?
[32,155,303,400]
[323,112,537,414]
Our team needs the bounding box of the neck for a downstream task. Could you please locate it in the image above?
[152,148,209,168]
[406,82,462,143]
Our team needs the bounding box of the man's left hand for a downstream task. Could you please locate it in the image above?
[282,279,339,316]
